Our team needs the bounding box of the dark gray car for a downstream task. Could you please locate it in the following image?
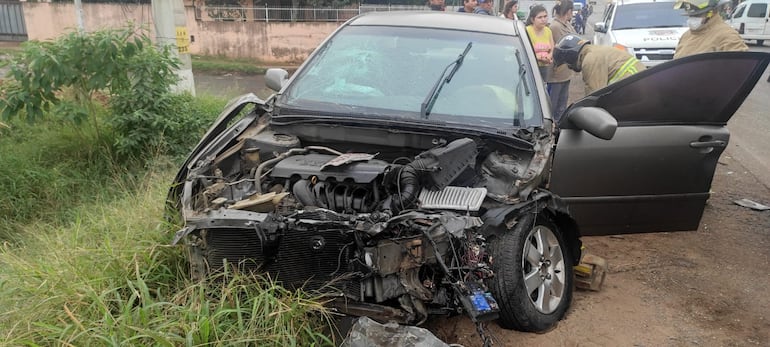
[551,52,769,235]
[168,11,770,340]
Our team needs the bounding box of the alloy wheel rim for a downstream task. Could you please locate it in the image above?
[522,225,566,314]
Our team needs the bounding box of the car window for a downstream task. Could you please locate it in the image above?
[747,3,767,17]
[583,53,767,125]
[612,2,687,30]
[603,4,614,26]
[280,25,543,129]
[733,4,746,18]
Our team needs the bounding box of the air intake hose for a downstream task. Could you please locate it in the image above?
[383,164,421,214]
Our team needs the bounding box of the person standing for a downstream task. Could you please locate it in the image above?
[428,0,446,11]
[525,5,554,82]
[547,0,576,122]
[553,35,646,94]
[501,0,519,19]
[573,7,585,34]
[673,0,747,59]
[474,0,494,15]
[458,0,478,12]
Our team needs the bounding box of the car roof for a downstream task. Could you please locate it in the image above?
[346,11,520,36]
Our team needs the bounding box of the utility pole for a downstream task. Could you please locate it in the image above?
[74,0,85,32]
[152,0,196,96]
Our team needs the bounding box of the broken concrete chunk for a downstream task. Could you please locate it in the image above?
[340,316,449,347]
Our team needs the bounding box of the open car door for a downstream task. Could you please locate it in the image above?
[550,52,770,236]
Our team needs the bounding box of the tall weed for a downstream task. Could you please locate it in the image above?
[0,118,120,237]
[0,94,333,346]
[0,166,334,346]
[0,95,225,237]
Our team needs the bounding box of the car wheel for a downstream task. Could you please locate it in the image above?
[488,214,574,332]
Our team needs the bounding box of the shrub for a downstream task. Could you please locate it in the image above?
[0,26,190,158]
[111,91,227,160]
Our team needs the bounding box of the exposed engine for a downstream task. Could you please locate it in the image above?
[171,108,559,327]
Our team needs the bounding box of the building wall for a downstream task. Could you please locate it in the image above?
[20,2,340,64]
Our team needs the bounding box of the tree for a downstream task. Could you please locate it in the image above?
[0,27,184,157]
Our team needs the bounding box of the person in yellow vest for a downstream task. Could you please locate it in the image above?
[553,35,646,94]
[673,0,747,59]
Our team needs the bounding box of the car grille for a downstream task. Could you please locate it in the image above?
[204,228,266,275]
[633,49,675,62]
[635,52,674,60]
[273,228,361,299]
[204,226,361,299]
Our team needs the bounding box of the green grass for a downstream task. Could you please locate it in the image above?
[191,54,269,75]
[0,96,336,346]
[0,118,125,237]
[0,47,21,56]
[0,168,334,346]
[0,93,227,235]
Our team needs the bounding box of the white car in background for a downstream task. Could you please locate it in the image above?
[728,0,770,46]
[594,0,688,67]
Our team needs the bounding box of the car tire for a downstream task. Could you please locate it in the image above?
[488,213,574,333]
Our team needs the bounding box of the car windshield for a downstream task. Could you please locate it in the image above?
[280,25,543,129]
[612,2,687,30]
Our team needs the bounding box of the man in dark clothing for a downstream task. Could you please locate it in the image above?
[573,11,585,34]
[458,0,478,12]
[474,0,494,15]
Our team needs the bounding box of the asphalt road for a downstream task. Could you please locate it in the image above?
[726,43,770,190]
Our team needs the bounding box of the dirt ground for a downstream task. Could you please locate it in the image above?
[425,78,770,346]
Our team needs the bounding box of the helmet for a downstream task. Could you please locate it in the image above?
[553,35,590,72]
[673,0,729,16]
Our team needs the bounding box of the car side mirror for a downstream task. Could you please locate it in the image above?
[594,22,606,33]
[265,68,289,92]
[563,106,617,140]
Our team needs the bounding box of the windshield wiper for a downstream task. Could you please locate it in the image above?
[513,49,530,127]
[514,49,531,97]
[421,42,473,119]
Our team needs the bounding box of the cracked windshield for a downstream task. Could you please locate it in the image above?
[282,25,542,128]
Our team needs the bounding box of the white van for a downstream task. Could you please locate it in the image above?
[728,0,770,46]
[593,0,689,67]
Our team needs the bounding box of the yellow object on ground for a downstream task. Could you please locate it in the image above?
[574,253,608,291]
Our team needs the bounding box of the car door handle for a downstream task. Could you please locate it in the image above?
[690,140,726,148]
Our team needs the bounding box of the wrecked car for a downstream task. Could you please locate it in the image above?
[167,11,770,338]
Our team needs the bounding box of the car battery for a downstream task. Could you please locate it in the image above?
[458,281,499,322]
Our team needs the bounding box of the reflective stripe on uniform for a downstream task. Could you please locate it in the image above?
[608,57,640,84]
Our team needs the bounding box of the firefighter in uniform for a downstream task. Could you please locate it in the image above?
[553,35,646,94]
[673,0,747,59]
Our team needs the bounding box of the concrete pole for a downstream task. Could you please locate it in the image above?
[152,0,196,96]
[74,0,85,32]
